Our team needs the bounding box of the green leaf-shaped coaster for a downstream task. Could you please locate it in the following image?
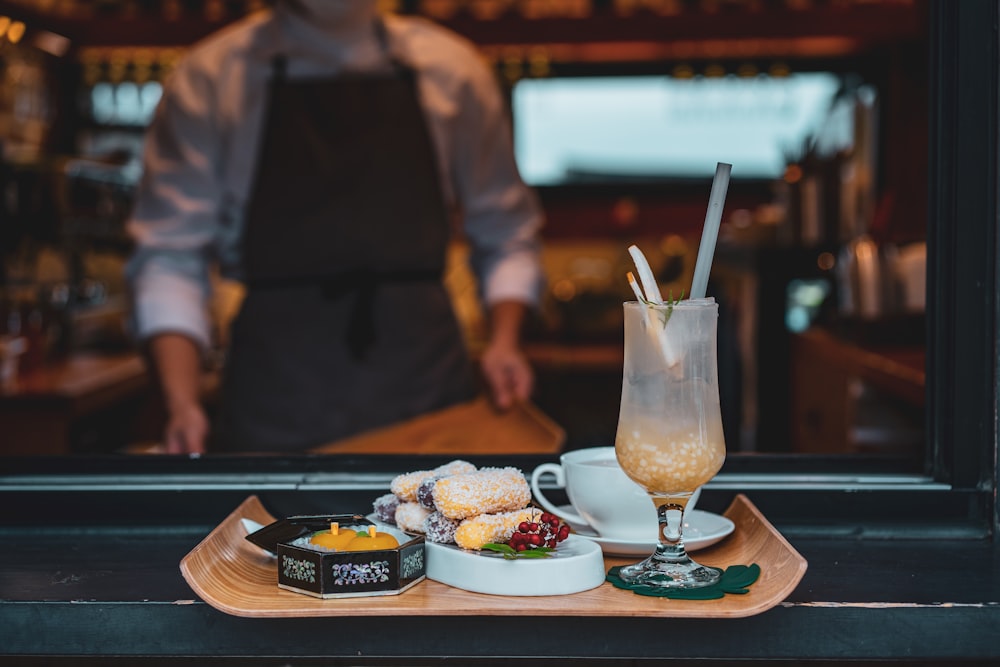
[606,564,761,599]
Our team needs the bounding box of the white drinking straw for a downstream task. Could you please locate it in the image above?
[626,271,648,305]
[626,267,678,366]
[628,244,663,304]
[690,162,732,299]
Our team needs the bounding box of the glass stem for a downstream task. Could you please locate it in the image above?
[651,495,692,565]
[617,490,720,588]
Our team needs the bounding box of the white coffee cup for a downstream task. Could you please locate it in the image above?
[529,446,700,541]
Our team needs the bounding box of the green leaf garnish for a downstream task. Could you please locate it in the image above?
[666,289,686,306]
[482,543,516,556]
[514,547,555,558]
[482,543,556,559]
[652,289,685,327]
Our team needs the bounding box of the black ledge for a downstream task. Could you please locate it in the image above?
[0,455,998,666]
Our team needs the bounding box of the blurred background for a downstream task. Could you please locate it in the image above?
[0,0,927,461]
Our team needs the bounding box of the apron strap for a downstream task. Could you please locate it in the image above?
[320,268,442,360]
[374,16,410,73]
[269,18,407,78]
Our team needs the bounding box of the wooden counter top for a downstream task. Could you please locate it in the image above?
[1,351,149,412]
[522,341,623,372]
[0,352,154,456]
[789,327,925,455]
[791,327,926,407]
[313,396,565,455]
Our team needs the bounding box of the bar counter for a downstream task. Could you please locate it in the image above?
[0,352,151,455]
[0,455,997,666]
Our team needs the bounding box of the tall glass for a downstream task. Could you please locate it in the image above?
[615,298,727,588]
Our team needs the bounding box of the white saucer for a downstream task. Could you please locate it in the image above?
[366,514,606,596]
[560,507,736,557]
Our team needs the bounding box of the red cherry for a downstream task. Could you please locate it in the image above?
[518,522,530,533]
[528,522,539,532]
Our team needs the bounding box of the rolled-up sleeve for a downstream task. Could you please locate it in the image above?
[125,60,223,351]
[450,62,545,308]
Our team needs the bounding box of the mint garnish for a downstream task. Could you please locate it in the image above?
[482,543,556,559]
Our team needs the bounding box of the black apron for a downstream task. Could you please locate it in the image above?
[216,23,476,452]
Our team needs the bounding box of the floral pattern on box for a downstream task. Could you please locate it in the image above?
[402,549,424,578]
[332,560,391,586]
[282,556,316,584]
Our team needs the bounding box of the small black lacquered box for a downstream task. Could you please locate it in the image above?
[246,513,426,598]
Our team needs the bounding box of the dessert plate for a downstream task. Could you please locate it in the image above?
[559,506,736,556]
[366,514,606,596]
[423,534,605,596]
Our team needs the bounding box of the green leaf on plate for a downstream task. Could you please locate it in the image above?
[482,543,556,559]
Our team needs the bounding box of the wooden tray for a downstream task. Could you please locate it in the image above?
[309,396,565,455]
[180,494,807,618]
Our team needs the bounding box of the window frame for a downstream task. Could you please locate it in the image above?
[926,0,999,497]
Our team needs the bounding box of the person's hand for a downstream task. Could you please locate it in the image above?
[163,402,209,454]
[479,341,534,410]
[148,333,208,454]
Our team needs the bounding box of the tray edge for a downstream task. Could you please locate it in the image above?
[179,493,808,619]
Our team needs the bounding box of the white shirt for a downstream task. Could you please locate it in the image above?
[126,5,544,350]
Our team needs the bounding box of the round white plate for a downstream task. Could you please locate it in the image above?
[561,507,736,557]
[367,515,606,596]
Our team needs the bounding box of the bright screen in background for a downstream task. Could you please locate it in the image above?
[512,73,844,185]
[90,81,162,126]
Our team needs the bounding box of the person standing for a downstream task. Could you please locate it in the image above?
[126,0,545,454]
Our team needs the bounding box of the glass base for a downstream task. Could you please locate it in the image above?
[616,492,721,589]
[618,551,722,589]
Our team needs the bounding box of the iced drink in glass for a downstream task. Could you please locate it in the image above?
[614,297,726,588]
